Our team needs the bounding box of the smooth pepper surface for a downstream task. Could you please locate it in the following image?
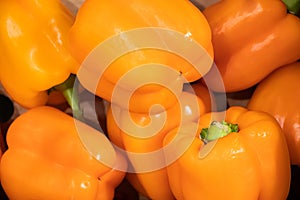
[0,106,126,200]
[106,91,210,200]
[0,0,79,108]
[203,0,300,92]
[248,61,300,166]
[163,106,291,200]
[68,0,214,113]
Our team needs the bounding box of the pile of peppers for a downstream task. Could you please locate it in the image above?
[0,0,299,199]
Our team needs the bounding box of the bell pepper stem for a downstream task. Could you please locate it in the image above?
[282,0,300,16]
[52,74,83,119]
[200,121,238,143]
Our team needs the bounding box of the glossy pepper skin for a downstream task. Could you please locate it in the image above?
[203,0,300,92]
[163,106,291,200]
[183,81,216,112]
[0,0,79,108]
[0,106,126,200]
[106,91,210,200]
[247,62,300,166]
[69,0,214,113]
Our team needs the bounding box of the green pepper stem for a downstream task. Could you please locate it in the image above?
[282,0,300,16]
[200,121,238,143]
[52,74,83,119]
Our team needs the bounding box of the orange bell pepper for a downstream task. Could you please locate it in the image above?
[68,0,214,113]
[247,61,300,166]
[0,0,79,109]
[106,91,209,199]
[163,106,291,200]
[183,80,218,112]
[0,106,126,200]
[203,0,300,92]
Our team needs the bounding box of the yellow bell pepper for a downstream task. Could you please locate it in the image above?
[0,0,79,109]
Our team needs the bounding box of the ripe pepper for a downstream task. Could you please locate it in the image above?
[0,0,79,109]
[106,91,210,200]
[163,106,291,200]
[0,106,126,200]
[202,0,300,92]
[68,0,214,113]
[183,81,218,112]
[247,62,300,166]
